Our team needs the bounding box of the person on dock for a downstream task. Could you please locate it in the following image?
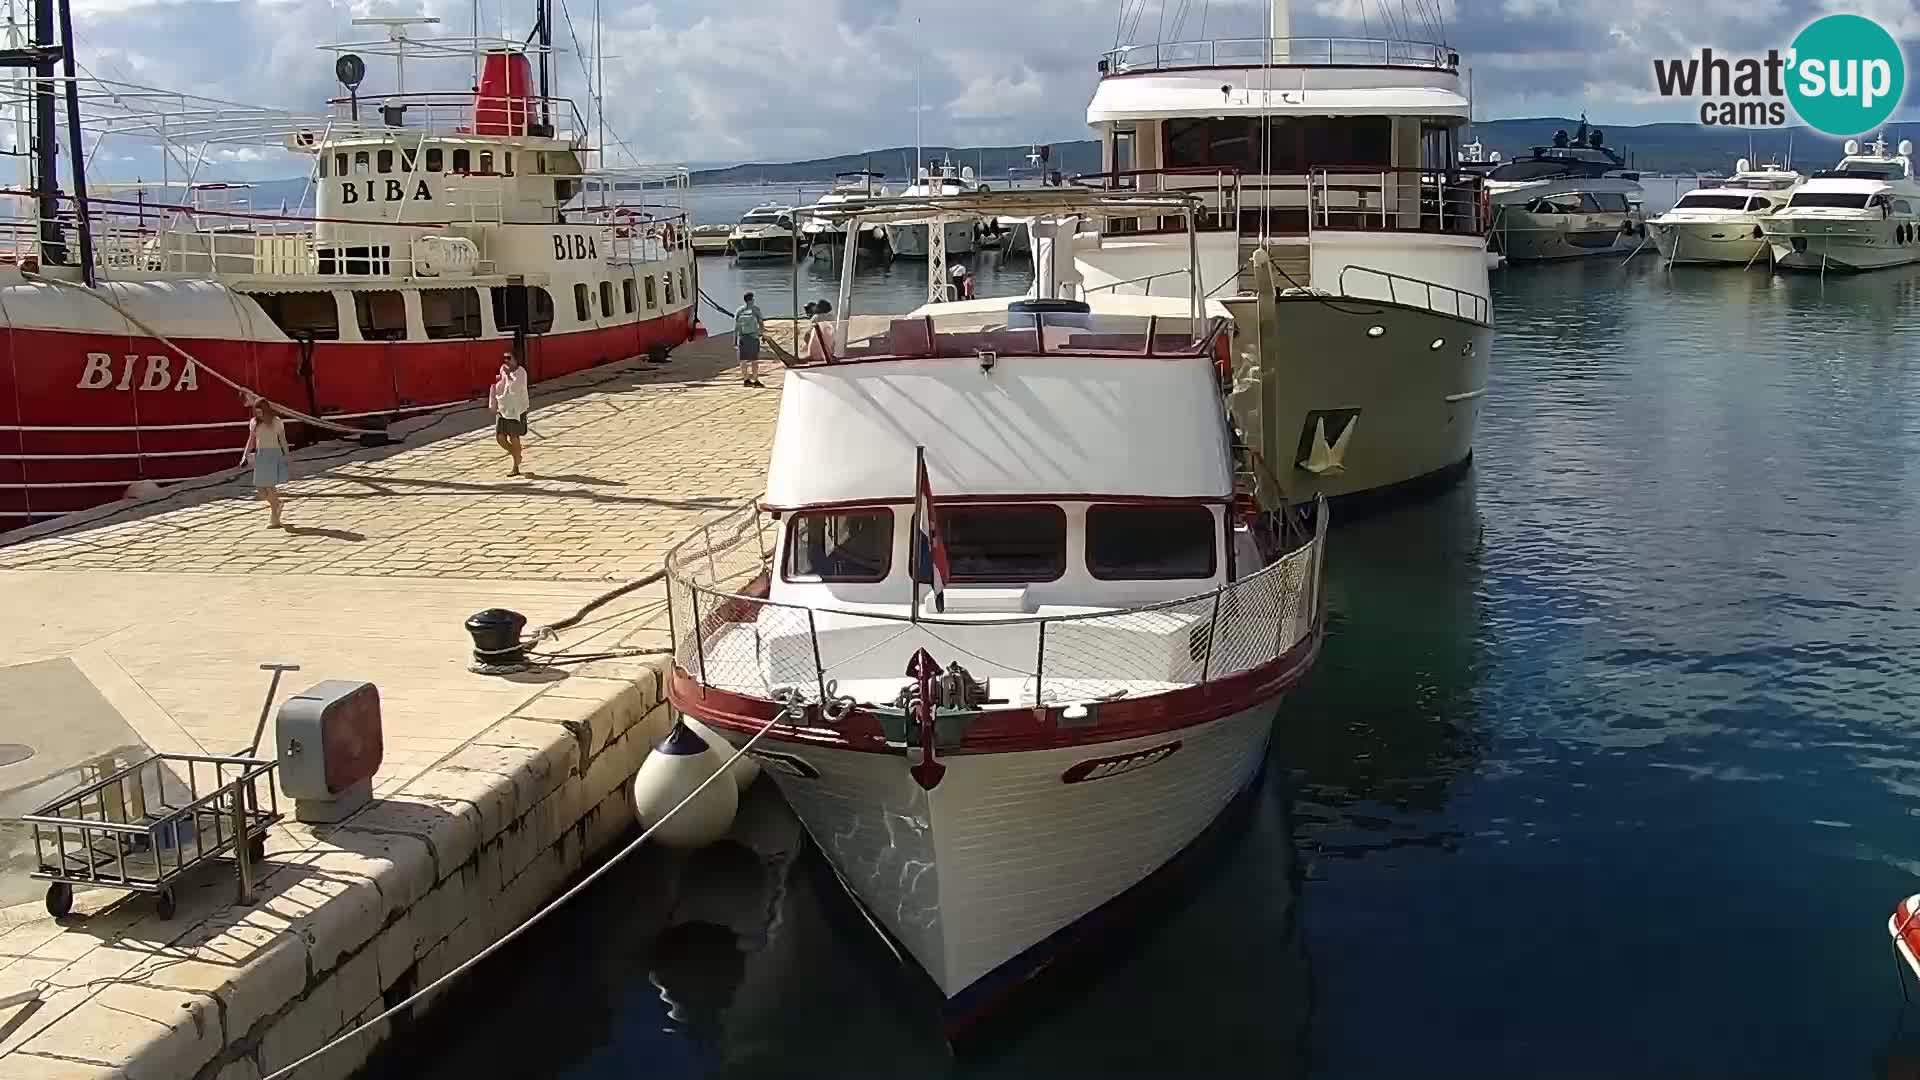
[239,398,289,528]
[805,299,836,362]
[490,351,530,476]
[736,292,766,388]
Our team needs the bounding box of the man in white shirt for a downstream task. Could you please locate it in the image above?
[489,351,531,476]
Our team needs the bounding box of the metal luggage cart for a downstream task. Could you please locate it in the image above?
[24,753,280,919]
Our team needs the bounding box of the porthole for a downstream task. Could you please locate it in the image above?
[1429,338,1445,351]
[1460,341,1475,358]
[1366,325,1385,339]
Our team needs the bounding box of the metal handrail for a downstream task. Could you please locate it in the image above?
[1101,36,1457,74]
[664,499,1327,706]
[1337,265,1490,324]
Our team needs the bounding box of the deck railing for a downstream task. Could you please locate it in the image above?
[0,194,691,281]
[1336,265,1490,324]
[664,501,1326,714]
[1100,37,1457,75]
[323,92,589,148]
[1073,166,1486,238]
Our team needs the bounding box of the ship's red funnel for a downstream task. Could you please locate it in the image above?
[474,50,532,136]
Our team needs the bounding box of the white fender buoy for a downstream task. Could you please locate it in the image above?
[682,716,760,794]
[631,721,737,849]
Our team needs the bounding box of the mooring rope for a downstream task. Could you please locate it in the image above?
[261,696,794,1080]
[696,285,800,365]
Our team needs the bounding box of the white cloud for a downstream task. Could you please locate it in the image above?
[42,0,1920,179]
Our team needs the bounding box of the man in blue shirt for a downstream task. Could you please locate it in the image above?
[735,292,765,388]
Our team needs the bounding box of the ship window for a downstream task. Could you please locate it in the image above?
[453,148,471,173]
[644,275,657,309]
[353,151,370,175]
[491,285,555,334]
[1086,505,1217,580]
[504,151,514,176]
[598,280,613,315]
[334,152,348,176]
[1788,192,1871,209]
[677,269,688,303]
[353,290,408,341]
[622,278,636,313]
[421,288,482,339]
[479,151,494,174]
[574,282,591,322]
[377,149,394,173]
[1676,193,1750,211]
[664,274,675,305]
[401,149,416,173]
[1898,200,1914,215]
[933,505,1067,583]
[784,508,894,583]
[1164,116,1260,172]
[426,148,443,172]
[252,291,340,341]
[1588,192,1630,213]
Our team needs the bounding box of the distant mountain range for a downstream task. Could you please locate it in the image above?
[689,119,1867,185]
[85,119,1873,210]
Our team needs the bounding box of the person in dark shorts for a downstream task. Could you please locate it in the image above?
[490,351,530,476]
[735,291,765,387]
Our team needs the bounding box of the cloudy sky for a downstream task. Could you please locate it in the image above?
[55,0,1920,177]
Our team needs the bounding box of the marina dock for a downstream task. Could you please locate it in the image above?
[0,334,778,1080]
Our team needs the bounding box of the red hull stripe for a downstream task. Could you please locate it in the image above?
[671,614,1323,755]
[1,310,694,520]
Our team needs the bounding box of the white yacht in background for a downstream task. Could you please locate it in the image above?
[1760,135,1920,272]
[1081,3,1490,507]
[1484,121,1644,260]
[800,171,892,259]
[1646,159,1803,266]
[728,202,802,260]
[885,160,983,259]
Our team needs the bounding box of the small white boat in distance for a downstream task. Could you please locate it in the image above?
[886,161,984,258]
[1761,134,1920,272]
[1646,159,1803,266]
[668,187,1329,1038]
[728,202,802,260]
[801,171,892,259]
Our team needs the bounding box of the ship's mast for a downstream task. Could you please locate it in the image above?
[30,0,58,262]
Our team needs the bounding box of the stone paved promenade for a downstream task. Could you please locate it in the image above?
[0,333,780,1079]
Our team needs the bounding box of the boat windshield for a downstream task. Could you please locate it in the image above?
[1788,191,1873,209]
[742,209,787,224]
[1675,193,1757,210]
[813,311,1220,364]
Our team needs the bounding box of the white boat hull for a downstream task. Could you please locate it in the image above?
[716,698,1279,1013]
[1647,220,1768,265]
[1765,218,1920,271]
[887,219,977,259]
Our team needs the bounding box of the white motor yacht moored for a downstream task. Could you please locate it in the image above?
[1646,159,1803,266]
[671,187,1330,1037]
[729,202,803,260]
[1760,135,1920,272]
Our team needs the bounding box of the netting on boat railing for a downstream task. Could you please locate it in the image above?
[665,500,1324,706]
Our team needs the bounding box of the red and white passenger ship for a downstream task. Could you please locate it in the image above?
[0,13,700,527]
[664,190,1328,1032]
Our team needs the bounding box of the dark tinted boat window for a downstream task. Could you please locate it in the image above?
[935,506,1067,583]
[353,290,408,341]
[1789,192,1871,209]
[786,509,894,582]
[253,291,340,341]
[1086,505,1217,580]
[421,288,482,339]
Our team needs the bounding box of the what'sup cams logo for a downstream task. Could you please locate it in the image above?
[1652,14,1907,136]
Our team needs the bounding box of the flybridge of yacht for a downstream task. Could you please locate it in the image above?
[1099,35,1458,75]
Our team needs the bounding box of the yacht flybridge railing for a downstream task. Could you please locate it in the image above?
[1076,166,1487,238]
[664,502,1326,713]
[1100,36,1457,74]
[321,93,588,147]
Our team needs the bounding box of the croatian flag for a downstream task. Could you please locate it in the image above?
[913,454,951,614]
